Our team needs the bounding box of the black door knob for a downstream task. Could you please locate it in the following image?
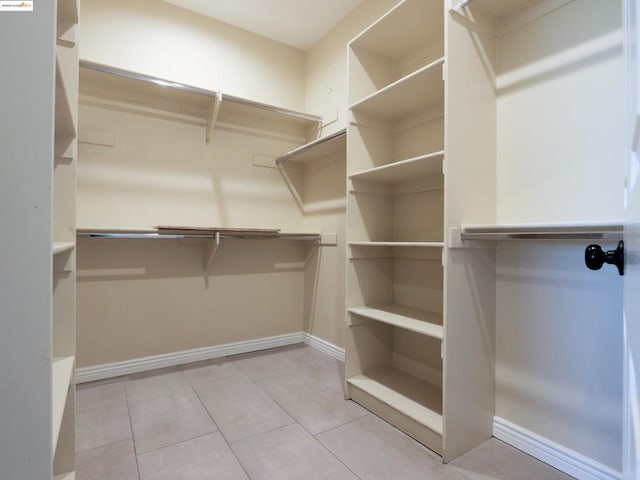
[585,240,624,276]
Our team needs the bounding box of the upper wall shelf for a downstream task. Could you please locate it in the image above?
[350,58,445,121]
[455,222,623,241]
[79,61,322,144]
[450,0,574,37]
[350,0,443,60]
[276,129,346,166]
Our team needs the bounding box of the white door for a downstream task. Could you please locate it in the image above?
[625,0,640,477]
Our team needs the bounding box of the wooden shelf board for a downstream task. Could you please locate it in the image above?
[55,52,77,139]
[52,242,75,255]
[350,58,444,121]
[276,129,346,165]
[350,0,443,59]
[349,305,443,339]
[349,151,444,182]
[348,368,443,435]
[52,356,74,451]
[54,472,75,480]
[349,241,444,248]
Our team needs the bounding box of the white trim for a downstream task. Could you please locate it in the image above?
[303,333,345,362]
[493,416,622,480]
[76,332,305,384]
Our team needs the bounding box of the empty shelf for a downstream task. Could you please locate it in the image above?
[276,129,346,165]
[349,305,443,339]
[350,58,444,121]
[349,241,444,247]
[459,222,623,240]
[53,242,75,255]
[348,368,443,435]
[52,356,74,451]
[350,0,443,60]
[349,151,444,182]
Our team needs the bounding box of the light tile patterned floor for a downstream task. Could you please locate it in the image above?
[75,344,574,480]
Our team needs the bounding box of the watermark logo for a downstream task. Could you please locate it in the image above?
[0,1,33,11]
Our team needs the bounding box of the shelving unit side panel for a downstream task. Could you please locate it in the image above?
[53,383,75,476]
[495,0,625,224]
[444,7,497,231]
[53,159,77,243]
[442,248,496,462]
[53,268,76,359]
[393,257,443,314]
[443,6,498,461]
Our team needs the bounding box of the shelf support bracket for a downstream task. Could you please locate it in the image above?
[205,90,223,145]
[203,232,221,269]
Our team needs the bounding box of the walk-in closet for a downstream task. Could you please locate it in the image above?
[0,0,631,479]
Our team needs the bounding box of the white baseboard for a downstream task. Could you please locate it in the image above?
[76,332,306,384]
[493,416,622,480]
[303,333,345,362]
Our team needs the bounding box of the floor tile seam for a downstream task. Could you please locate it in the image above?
[227,421,298,447]
[134,431,222,458]
[122,379,143,480]
[255,389,364,480]
[311,412,371,438]
[181,367,223,433]
[75,436,135,455]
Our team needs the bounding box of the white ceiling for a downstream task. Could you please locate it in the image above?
[162,0,365,50]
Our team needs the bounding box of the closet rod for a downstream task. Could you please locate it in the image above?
[276,129,346,165]
[80,60,322,124]
[458,222,623,241]
[77,232,322,241]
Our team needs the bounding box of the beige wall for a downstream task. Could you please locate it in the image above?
[80,0,306,110]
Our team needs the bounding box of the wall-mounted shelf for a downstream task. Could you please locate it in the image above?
[349,150,444,183]
[79,61,322,144]
[349,305,443,339]
[455,222,623,241]
[77,227,324,269]
[52,355,74,452]
[349,57,445,121]
[276,129,346,166]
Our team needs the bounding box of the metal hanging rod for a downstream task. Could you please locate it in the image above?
[77,229,321,242]
[79,60,322,124]
[276,129,346,165]
[457,222,623,241]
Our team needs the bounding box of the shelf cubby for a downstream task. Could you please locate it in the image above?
[349,0,444,103]
[349,150,444,183]
[346,320,443,453]
[350,57,445,122]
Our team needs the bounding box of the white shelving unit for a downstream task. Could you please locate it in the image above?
[52,0,79,477]
[346,0,446,456]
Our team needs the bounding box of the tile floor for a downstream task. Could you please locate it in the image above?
[75,344,574,480]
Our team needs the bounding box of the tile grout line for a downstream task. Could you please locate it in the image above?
[244,365,365,480]
[122,381,143,480]
[183,360,255,480]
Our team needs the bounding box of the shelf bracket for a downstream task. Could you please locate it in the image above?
[203,232,221,269]
[205,90,223,145]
